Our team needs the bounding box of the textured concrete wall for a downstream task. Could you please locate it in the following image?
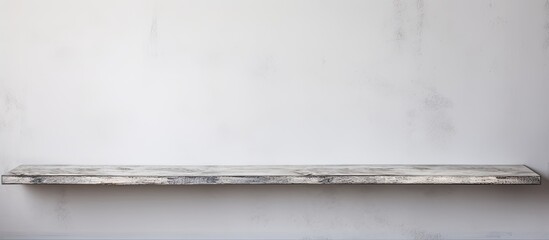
[1,0,548,239]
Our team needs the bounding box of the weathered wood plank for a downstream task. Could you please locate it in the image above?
[0,165,541,185]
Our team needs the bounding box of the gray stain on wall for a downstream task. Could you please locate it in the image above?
[357,74,455,147]
[0,90,23,131]
[55,187,71,228]
[373,214,442,240]
[423,89,455,145]
[488,2,507,30]
[416,0,425,55]
[405,86,455,147]
[392,0,425,54]
[393,0,406,44]
[424,89,452,111]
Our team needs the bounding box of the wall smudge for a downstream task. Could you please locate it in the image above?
[0,91,23,130]
[393,0,406,45]
[373,215,442,240]
[55,187,71,228]
[416,0,424,55]
[423,89,455,145]
[405,86,455,148]
[424,89,452,111]
[392,0,425,54]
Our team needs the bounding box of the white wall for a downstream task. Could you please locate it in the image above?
[1,0,549,239]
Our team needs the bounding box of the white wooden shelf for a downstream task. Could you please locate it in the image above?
[0,164,540,185]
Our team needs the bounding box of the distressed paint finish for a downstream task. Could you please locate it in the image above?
[0,165,540,185]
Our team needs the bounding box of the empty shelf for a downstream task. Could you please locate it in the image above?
[0,164,540,185]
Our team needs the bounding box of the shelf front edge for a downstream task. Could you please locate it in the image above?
[1,164,541,185]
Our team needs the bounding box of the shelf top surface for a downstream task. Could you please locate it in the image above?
[1,164,540,185]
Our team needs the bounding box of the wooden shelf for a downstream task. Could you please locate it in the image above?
[0,164,540,185]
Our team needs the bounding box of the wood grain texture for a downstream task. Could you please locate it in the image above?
[0,164,541,185]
